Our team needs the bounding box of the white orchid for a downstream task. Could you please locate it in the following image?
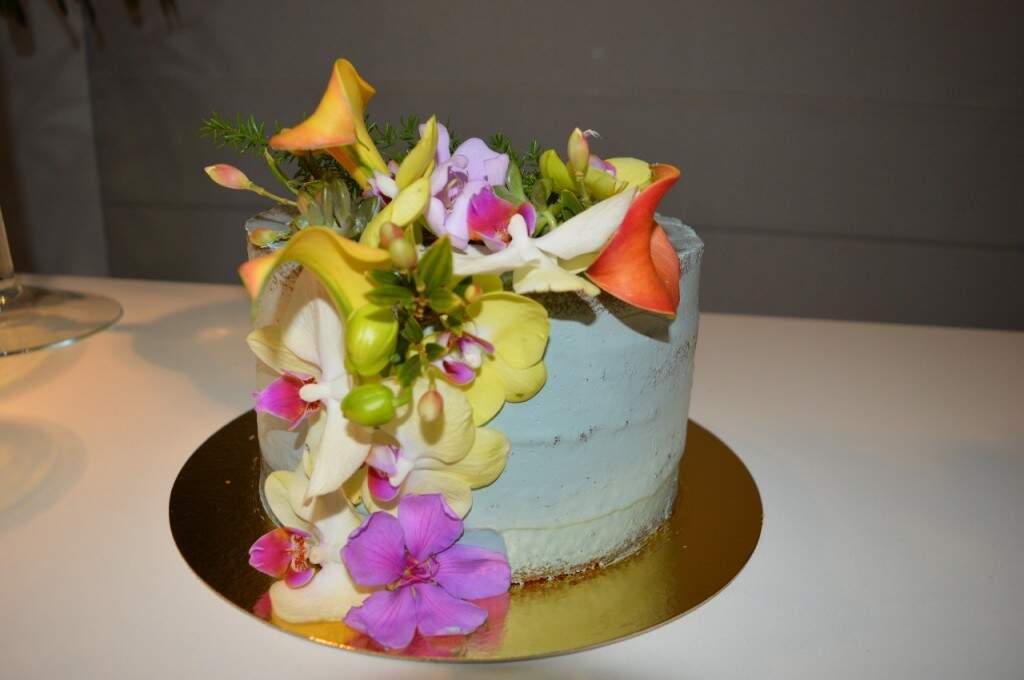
[451,187,636,295]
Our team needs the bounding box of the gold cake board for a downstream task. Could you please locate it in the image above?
[169,411,763,662]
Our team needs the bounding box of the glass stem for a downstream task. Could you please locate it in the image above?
[0,206,22,307]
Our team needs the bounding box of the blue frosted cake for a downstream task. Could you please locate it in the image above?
[206,58,701,649]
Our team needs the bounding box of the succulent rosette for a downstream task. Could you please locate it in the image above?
[204,54,689,648]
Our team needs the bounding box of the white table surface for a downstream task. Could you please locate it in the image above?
[2,274,1022,679]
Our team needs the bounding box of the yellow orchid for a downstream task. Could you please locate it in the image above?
[360,381,510,517]
[430,290,550,425]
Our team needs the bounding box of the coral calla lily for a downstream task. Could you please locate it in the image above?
[255,463,370,623]
[239,225,389,318]
[585,164,682,317]
[269,58,386,188]
[450,187,635,296]
[248,271,373,498]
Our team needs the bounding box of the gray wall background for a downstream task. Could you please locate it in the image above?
[2,1,1022,329]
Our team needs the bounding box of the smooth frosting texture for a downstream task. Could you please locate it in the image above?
[247,210,703,580]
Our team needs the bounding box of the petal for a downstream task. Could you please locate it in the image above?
[491,358,547,403]
[239,226,390,319]
[344,587,419,650]
[270,562,368,624]
[396,116,438,189]
[264,470,314,532]
[458,363,506,426]
[367,467,400,502]
[412,582,488,638]
[401,469,473,518]
[586,164,682,316]
[341,511,407,586]
[268,59,365,151]
[426,197,447,236]
[398,493,464,560]
[247,325,320,378]
[418,426,508,489]
[468,292,549,369]
[467,188,518,240]
[249,528,298,578]
[285,564,316,588]
[444,179,486,245]
[385,381,475,466]
[429,121,451,164]
[534,187,635,260]
[306,406,371,498]
[512,260,601,296]
[254,375,311,429]
[437,359,476,385]
[434,544,511,600]
[366,443,398,476]
[451,138,507,184]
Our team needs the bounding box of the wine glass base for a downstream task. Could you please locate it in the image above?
[0,285,123,357]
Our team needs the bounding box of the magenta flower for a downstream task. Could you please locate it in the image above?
[341,494,511,649]
[430,330,495,385]
[248,527,317,588]
[253,372,321,430]
[467,187,536,252]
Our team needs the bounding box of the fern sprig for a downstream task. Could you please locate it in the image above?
[200,112,271,155]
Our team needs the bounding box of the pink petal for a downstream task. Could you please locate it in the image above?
[284,564,316,588]
[434,544,512,600]
[451,138,507,184]
[461,332,495,355]
[342,512,407,587]
[254,374,315,430]
[398,494,463,562]
[435,359,475,385]
[518,201,537,235]
[426,197,447,236]
[483,155,509,186]
[248,527,303,578]
[344,588,419,650]
[252,592,273,620]
[444,179,486,246]
[412,582,488,638]
[467,188,517,239]
[367,467,400,502]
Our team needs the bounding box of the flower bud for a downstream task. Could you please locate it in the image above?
[463,282,484,304]
[389,238,418,270]
[417,388,444,421]
[567,128,590,177]
[342,384,396,427]
[378,222,404,248]
[346,304,399,376]
[247,227,288,248]
[205,164,251,190]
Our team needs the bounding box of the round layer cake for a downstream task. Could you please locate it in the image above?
[246,209,703,581]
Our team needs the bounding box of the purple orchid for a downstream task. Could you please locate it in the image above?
[430,330,495,386]
[249,527,317,588]
[423,123,534,250]
[341,493,511,649]
[253,372,321,430]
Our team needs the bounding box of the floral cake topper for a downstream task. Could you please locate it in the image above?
[203,57,683,649]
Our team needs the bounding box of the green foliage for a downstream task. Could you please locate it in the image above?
[200,112,273,155]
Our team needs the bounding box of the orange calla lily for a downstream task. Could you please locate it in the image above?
[269,59,387,188]
[585,164,682,317]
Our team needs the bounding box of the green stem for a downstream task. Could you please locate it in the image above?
[247,183,298,207]
[263,150,298,195]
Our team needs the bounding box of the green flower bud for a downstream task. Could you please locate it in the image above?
[346,304,399,376]
[539,149,574,193]
[417,388,444,421]
[342,384,396,427]
[463,282,484,304]
[378,222,404,248]
[567,127,590,177]
[389,238,418,270]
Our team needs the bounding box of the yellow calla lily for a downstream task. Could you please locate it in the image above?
[268,58,387,188]
[395,116,438,189]
[239,226,389,318]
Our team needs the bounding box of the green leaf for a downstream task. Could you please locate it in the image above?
[369,269,404,287]
[366,285,415,306]
[402,316,424,344]
[427,288,460,313]
[394,386,413,407]
[418,237,453,291]
[424,342,446,361]
[560,190,583,216]
[397,355,422,386]
[506,161,525,200]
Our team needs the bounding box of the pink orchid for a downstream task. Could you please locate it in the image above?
[248,527,317,588]
[341,494,511,649]
[430,330,495,386]
[467,187,536,252]
[253,372,321,430]
[423,123,526,250]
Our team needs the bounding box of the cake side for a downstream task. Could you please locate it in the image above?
[465,218,703,579]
